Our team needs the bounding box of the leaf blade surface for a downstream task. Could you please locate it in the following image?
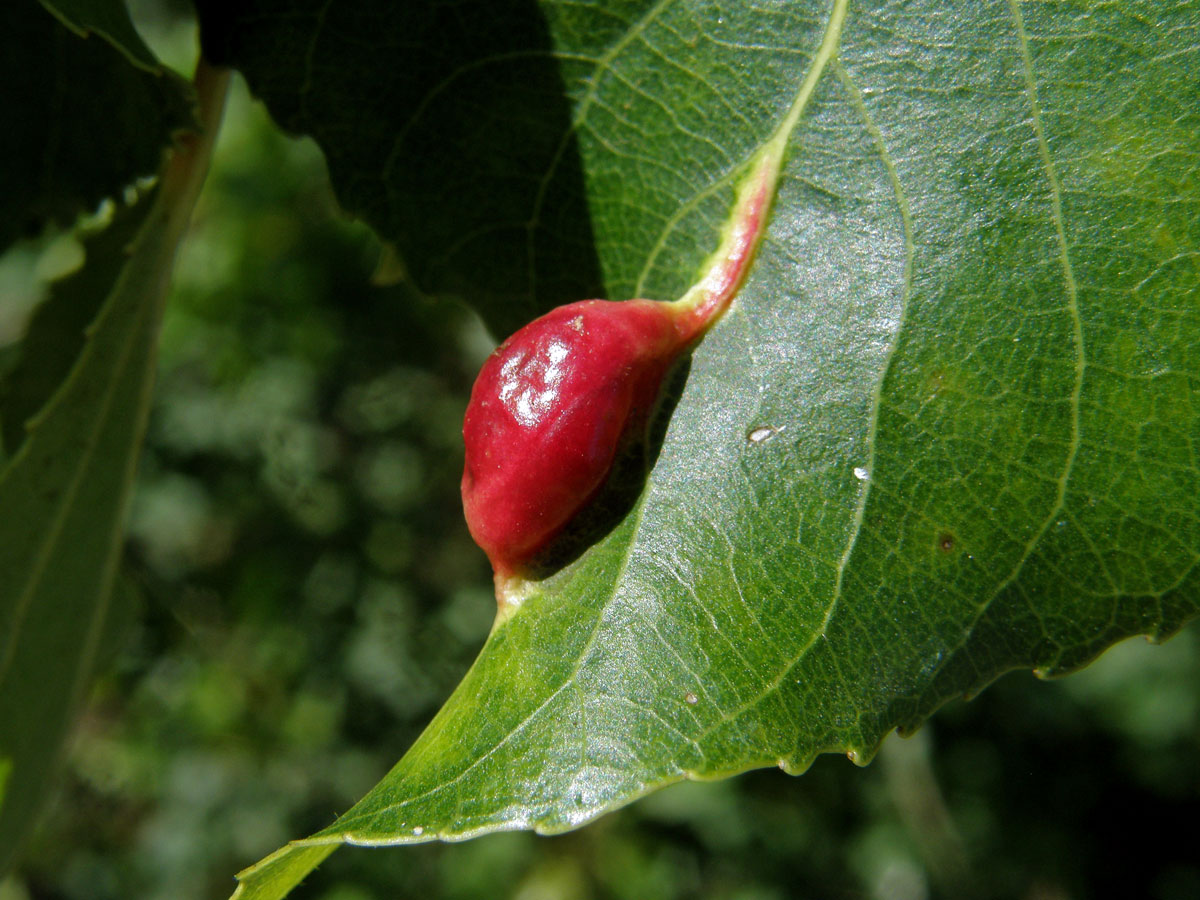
[205,1,1200,895]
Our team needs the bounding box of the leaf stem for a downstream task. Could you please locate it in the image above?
[670,149,778,342]
[669,0,850,341]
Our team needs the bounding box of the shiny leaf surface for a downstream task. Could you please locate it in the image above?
[192,2,1200,896]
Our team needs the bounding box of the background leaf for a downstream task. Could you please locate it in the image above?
[0,64,228,875]
[1,193,155,455]
[0,2,191,255]
[0,191,161,874]
[39,0,164,72]
[199,0,1199,896]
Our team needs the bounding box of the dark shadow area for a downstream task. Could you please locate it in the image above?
[0,4,191,256]
[932,669,1200,900]
[194,0,604,337]
[524,356,694,579]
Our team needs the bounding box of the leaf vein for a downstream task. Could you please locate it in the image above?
[976,0,1086,601]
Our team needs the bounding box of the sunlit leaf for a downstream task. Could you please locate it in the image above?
[197,1,1200,896]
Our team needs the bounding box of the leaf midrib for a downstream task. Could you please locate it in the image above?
[987,0,1085,588]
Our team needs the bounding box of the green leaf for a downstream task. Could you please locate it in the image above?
[0,758,10,812]
[195,0,607,336]
[0,65,229,875]
[38,0,162,73]
[1,192,156,455]
[205,1,1200,896]
[0,3,192,255]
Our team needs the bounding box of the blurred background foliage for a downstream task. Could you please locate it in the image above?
[1,4,1198,899]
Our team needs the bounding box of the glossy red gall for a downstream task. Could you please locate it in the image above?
[462,150,777,604]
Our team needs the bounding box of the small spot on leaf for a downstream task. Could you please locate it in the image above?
[746,424,781,445]
[926,370,948,397]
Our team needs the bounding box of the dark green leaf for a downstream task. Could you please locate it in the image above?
[0,63,228,873]
[208,1,1200,896]
[1,191,156,455]
[195,0,607,336]
[0,3,192,255]
[0,196,157,871]
[0,191,163,871]
[38,0,162,72]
